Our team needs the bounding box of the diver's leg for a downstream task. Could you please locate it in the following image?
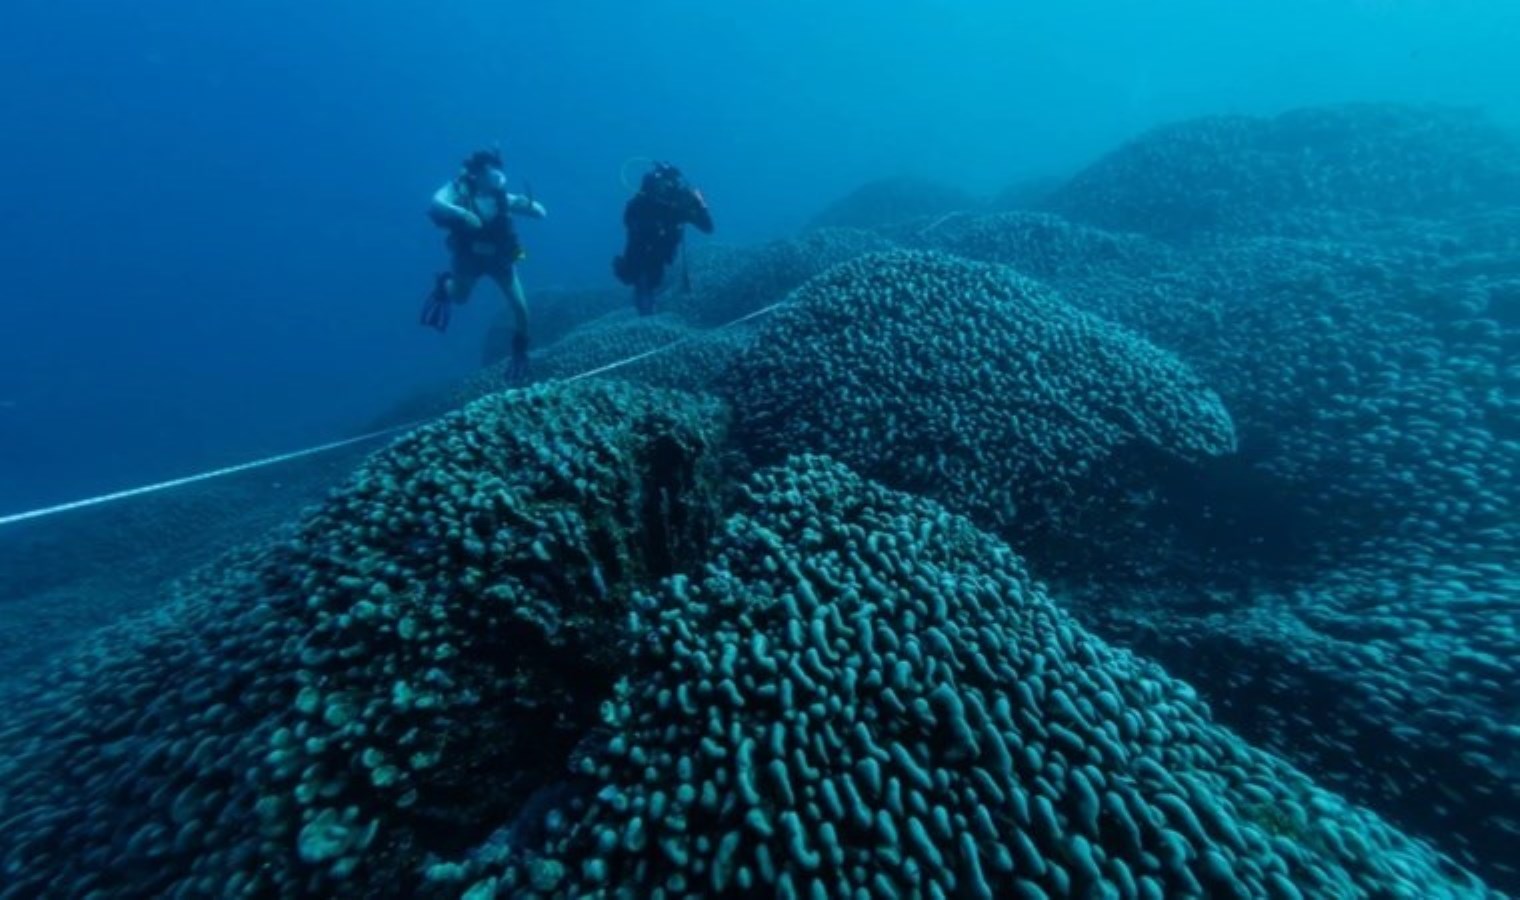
[491,267,530,337]
[637,270,663,315]
[448,255,480,304]
[492,267,531,380]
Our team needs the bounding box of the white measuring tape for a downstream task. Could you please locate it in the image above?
[0,426,420,527]
[0,302,785,529]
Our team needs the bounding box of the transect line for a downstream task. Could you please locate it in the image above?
[564,301,783,383]
[0,303,784,529]
[0,426,420,527]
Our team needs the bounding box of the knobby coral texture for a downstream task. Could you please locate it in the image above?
[725,249,1237,566]
[1022,106,1518,888]
[0,102,1513,899]
[470,456,1485,899]
[0,382,729,898]
[1045,103,1520,240]
[666,227,898,326]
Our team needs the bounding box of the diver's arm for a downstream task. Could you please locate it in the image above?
[623,196,645,228]
[685,189,714,234]
[429,183,480,229]
[508,193,547,219]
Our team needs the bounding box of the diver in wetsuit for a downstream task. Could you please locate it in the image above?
[420,148,547,382]
[613,162,713,315]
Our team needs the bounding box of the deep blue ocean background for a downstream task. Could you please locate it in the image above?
[3,0,1518,514]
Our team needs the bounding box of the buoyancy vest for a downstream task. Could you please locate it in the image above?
[444,181,523,261]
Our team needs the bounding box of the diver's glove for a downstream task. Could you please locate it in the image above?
[506,331,530,383]
[420,273,452,332]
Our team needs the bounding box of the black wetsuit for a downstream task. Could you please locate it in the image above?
[614,181,714,314]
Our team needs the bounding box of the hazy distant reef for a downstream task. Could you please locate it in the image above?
[806,175,979,231]
[1045,103,1520,240]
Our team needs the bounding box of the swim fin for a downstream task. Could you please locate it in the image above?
[420,273,452,332]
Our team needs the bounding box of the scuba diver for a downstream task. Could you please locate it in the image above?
[613,162,713,315]
[420,148,546,382]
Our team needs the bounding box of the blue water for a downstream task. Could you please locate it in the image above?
[2,0,1516,514]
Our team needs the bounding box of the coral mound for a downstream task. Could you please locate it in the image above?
[533,312,752,395]
[485,455,1484,898]
[808,175,978,231]
[1048,104,1520,240]
[670,228,897,326]
[0,382,728,898]
[726,250,1236,554]
[482,286,625,366]
[907,211,1177,283]
[460,312,750,406]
